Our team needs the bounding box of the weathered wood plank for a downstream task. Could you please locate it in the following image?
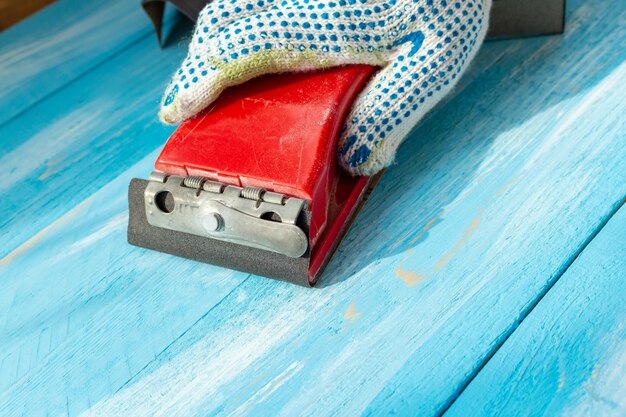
[0,23,188,258]
[0,153,249,416]
[446,204,626,417]
[0,0,174,126]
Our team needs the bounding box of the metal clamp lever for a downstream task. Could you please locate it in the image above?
[144,172,308,258]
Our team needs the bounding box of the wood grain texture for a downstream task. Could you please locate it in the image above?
[446,204,626,417]
[0,0,178,126]
[0,19,190,258]
[0,0,625,415]
[0,154,249,416]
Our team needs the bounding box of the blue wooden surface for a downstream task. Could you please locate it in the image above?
[0,15,187,258]
[0,0,176,127]
[0,0,625,416]
[447,203,626,416]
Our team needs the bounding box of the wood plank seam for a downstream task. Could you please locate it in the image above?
[445,201,626,415]
[440,195,626,415]
[114,274,253,393]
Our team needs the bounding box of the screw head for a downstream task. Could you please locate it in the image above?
[202,212,223,232]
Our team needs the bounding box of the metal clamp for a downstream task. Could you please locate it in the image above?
[144,172,308,258]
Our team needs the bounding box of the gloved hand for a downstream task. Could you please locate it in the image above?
[159,0,491,176]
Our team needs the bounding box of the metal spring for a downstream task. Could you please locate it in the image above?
[183,176,205,189]
[241,186,265,201]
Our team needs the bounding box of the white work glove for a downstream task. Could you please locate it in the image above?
[159,0,491,176]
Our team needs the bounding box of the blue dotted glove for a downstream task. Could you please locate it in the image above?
[160,0,491,176]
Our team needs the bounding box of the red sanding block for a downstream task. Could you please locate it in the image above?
[128,65,377,286]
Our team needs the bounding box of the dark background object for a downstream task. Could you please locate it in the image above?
[489,0,566,38]
[142,0,206,45]
[143,0,566,45]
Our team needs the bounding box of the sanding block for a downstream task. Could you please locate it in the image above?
[128,65,377,286]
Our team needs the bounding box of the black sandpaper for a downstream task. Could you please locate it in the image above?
[128,179,312,286]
